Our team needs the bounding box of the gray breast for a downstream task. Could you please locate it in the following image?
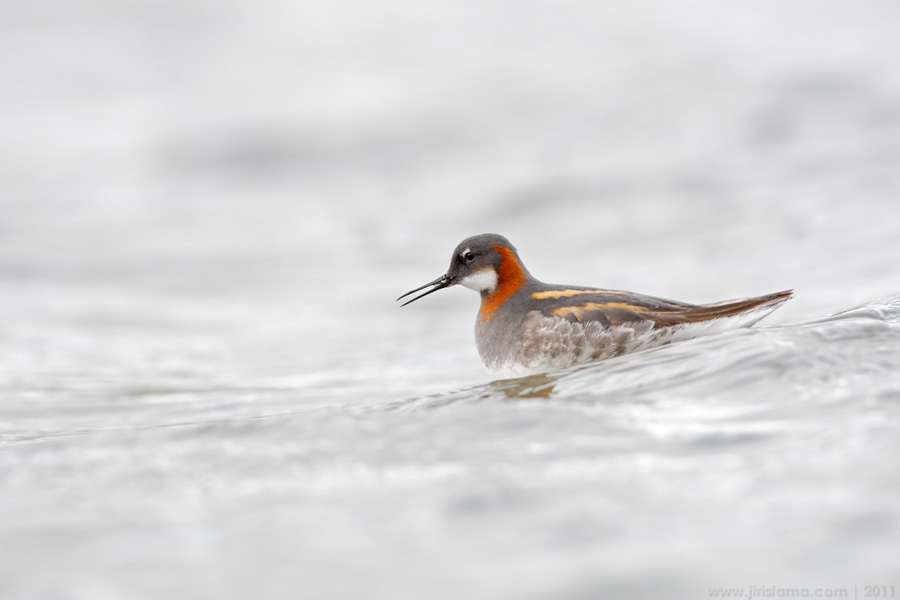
[476,310,656,378]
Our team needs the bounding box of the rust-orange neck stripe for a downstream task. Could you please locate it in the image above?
[479,244,526,321]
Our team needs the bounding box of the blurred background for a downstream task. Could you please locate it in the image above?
[2,1,900,599]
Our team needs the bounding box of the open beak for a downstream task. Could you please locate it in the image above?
[397,274,455,306]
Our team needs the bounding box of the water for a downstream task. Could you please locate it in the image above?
[3,1,900,598]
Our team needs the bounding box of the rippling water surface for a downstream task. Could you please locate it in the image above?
[2,1,900,599]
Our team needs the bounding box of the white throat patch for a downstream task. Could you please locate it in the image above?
[460,268,498,293]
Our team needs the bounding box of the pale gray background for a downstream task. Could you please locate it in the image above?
[2,1,899,599]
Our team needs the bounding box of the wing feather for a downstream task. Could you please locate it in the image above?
[542,290,793,327]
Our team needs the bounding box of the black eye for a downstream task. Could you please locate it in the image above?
[463,252,476,262]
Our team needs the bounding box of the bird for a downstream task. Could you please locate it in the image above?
[398,233,793,379]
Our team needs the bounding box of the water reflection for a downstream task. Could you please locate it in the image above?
[490,372,561,399]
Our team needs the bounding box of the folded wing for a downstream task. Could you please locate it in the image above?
[542,289,794,328]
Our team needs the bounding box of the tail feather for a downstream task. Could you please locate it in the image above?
[645,290,793,326]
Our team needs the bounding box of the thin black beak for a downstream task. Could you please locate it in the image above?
[397,275,454,306]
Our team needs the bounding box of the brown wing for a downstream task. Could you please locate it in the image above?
[538,289,793,327]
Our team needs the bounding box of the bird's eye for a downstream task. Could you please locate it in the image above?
[463,252,476,262]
